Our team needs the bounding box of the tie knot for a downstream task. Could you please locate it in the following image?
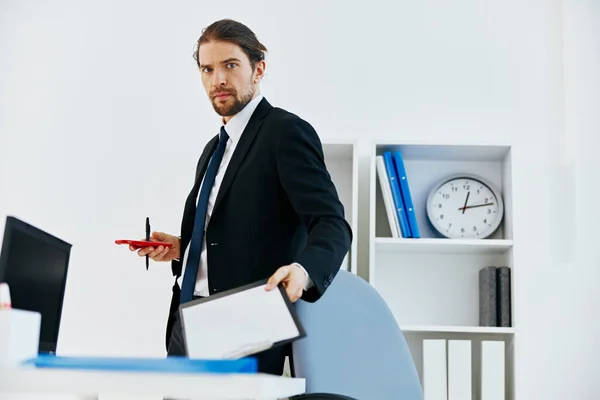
[220,126,229,142]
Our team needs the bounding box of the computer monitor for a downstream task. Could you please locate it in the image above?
[0,216,72,354]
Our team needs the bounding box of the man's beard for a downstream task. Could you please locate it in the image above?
[211,87,254,117]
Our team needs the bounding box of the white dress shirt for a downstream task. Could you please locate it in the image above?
[178,94,313,296]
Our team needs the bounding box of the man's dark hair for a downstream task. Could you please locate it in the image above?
[193,19,268,70]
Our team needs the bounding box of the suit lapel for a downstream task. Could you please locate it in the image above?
[212,98,272,214]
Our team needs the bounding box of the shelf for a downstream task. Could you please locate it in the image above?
[371,142,514,241]
[322,142,358,274]
[401,325,515,335]
[368,141,516,400]
[375,237,513,255]
[372,141,511,162]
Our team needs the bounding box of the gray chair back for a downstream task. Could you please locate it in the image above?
[291,270,423,400]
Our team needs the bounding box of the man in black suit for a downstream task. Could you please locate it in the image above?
[132,18,352,375]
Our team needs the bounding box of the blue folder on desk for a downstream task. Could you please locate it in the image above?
[22,354,258,374]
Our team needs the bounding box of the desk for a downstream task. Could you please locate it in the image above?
[0,366,305,400]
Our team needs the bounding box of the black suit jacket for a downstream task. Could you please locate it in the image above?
[165,97,352,350]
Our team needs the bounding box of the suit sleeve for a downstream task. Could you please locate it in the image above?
[276,118,352,302]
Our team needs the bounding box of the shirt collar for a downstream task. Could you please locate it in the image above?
[221,94,264,144]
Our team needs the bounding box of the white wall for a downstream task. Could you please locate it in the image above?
[556,0,600,398]
[0,0,597,398]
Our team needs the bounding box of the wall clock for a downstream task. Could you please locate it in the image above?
[426,173,504,239]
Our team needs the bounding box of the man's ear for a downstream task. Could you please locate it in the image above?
[253,60,266,83]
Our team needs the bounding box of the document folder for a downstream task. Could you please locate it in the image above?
[22,354,257,373]
[179,279,306,360]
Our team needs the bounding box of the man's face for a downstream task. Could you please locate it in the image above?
[197,40,265,120]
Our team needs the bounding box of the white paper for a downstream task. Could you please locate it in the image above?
[181,284,300,359]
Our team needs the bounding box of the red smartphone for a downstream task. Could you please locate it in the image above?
[115,239,173,249]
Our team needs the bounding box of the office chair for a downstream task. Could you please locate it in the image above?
[291,394,357,400]
[290,270,423,400]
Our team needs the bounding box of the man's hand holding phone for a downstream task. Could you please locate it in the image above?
[130,232,181,262]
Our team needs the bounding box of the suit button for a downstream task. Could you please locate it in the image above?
[210,242,218,246]
[323,274,333,288]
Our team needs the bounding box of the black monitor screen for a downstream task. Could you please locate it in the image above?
[0,216,71,353]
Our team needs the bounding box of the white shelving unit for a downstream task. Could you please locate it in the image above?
[322,141,359,274]
[368,140,515,399]
[374,237,513,255]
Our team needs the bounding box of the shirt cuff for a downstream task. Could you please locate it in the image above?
[292,262,314,291]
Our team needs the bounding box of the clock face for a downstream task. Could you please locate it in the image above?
[426,175,503,239]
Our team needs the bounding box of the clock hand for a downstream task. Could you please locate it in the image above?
[464,197,493,206]
[458,202,494,210]
[462,191,470,214]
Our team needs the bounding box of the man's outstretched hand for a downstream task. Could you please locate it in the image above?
[265,264,307,303]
